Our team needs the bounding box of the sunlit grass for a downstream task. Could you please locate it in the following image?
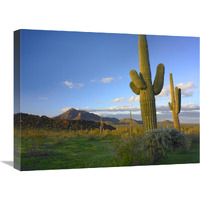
[14,125,199,170]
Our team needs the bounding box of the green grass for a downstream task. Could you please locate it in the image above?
[159,142,199,165]
[14,128,199,170]
[18,134,116,171]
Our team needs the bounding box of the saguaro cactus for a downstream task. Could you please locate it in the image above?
[129,35,165,132]
[168,73,181,131]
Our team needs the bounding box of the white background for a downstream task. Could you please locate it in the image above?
[0,0,199,199]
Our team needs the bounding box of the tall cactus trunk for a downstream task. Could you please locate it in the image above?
[140,96,157,131]
[129,35,165,132]
[139,36,157,131]
[168,73,181,131]
[172,110,180,130]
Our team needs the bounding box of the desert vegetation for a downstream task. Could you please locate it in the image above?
[14,123,199,170]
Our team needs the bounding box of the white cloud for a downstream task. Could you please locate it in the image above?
[61,107,71,112]
[38,97,48,100]
[110,97,125,103]
[91,76,122,84]
[91,112,102,116]
[60,107,80,112]
[100,77,114,83]
[128,96,134,102]
[176,82,197,90]
[135,96,140,102]
[128,96,140,102]
[181,102,200,110]
[64,81,83,89]
[157,82,198,99]
[156,85,171,99]
[176,82,198,97]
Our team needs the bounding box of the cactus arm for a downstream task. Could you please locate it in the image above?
[130,81,140,95]
[168,102,173,111]
[175,87,181,114]
[129,69,146,90]
[153,63,165,95]
[178,88,181,112]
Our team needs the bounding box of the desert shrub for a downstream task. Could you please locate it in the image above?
[142,128,191,164]
[186,132,199,143]
[168,128,191,151]
[112,128,191,166]
[181,126,199,143]
[86,129,100,140]
[181,126,199,134]
[112,133,147,166]
[99,129,112,139]
[132,126,143,135]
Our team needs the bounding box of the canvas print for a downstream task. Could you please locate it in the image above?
[14,30,199,171]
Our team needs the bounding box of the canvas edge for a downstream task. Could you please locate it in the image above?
[14,30,21,170]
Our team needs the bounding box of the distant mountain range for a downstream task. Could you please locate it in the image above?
[53,108,173,126]
[14,113,116,131]
[53,108,120,124]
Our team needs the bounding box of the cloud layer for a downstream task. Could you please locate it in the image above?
[61,103,199,113]
[60,103,199,123]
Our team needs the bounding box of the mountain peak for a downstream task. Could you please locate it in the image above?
[68,107,76,111]
[53,108,119,124]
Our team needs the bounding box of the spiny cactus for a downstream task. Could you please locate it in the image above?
[129,35,165,132]
[168,73,181,131]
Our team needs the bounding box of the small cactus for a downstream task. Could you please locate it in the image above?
[168,73,181,131]
[100,115,103,134]
[130,111,132,135]
[129,35,165,132]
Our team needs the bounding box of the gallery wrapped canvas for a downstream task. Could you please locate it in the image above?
[14,30,199,171]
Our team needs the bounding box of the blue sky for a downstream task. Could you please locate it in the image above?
[18,30,199,123]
